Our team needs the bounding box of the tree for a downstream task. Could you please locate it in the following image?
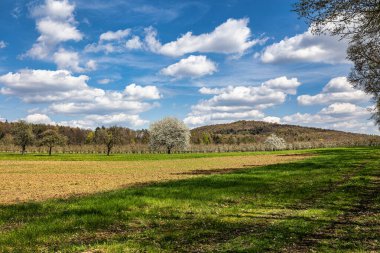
[12,121,34,155]
[85,131,95,144]
[149,117,190,154]
[94,126,123,156]
[39,129,67,155]
[294,0,380,127]
[265,134,287,150]
[201,132,212,145]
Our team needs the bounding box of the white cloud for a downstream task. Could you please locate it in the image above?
[53,48,84,72]
[319,102,369,117]
[36,19,82,43]
[297,77,371,106]
[184,110,265,127]
[156,18,262,57]
[25,113,54,125]
[31,0,75,20]
[99,29,131,41]
[85,18,264,57]
[161,55,217,79]
[263,116,281,124]
[141,18,264,57]
[0,70,161,118]
[144,27,162,53]
[0,41,6,49]
[125,36,143,49]
[261,27,348,64]
[26,0,83,60]
[0,69,96,103]
[59,113,148,129]
[123,83,161,100]
[262,76,301,95]
[85,29,133,54]
[184,76,301,127]
[282,103,377,134]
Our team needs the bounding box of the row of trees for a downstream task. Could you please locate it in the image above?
[10,118,192,155]
[13,122,67,155]
[6,117,380,155]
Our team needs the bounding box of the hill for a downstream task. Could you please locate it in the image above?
[190,120,380,146]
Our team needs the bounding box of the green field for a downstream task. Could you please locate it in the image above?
[0,148,313,161]
[0,147,379,252]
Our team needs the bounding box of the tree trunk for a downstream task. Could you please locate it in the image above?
[21,145,26,155]
[107,146,111,156]
[49,146,52,156]
[167,147,171,154]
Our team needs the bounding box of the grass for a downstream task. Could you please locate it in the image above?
[0,147,379,252]
[0,148,317,161]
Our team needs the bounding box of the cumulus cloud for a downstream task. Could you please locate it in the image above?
[0,69,96,103]
[84,18,264,58]
[161,55,217,79]
[282,103,377,134]
[261,27,348,64]
[184,76,301,127]
[297,77,371,106]
[53,48,96,73]
[26,0,83,60]
[123,83,161,100]
[262,76,301,95]
[125,36,143,49]
[319,102,370,117]
[146,18,264,57]
[25,113,54,125]
[0,69,160,123]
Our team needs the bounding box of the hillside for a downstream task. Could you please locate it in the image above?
[190,120,380,146]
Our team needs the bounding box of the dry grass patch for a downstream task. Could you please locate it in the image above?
[0,154,308,204]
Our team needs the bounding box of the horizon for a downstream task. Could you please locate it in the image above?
[0,0,378,135]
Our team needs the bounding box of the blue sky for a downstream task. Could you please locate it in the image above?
[0,0,378,134]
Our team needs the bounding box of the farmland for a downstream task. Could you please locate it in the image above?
[0,152,308,204]
[0,147,379,252]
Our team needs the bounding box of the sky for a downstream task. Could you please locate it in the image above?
[0,0,378,134]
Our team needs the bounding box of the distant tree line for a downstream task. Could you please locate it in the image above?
[0,119,379,155]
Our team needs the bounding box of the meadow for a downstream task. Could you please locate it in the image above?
[0,147,379,252]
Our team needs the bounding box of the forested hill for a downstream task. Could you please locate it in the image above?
[0,120,379,146]
[190,120,380,145]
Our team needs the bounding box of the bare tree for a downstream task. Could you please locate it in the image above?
[39,129,67,155]
[12,121,34,155]
[265,134,287,150]
[149,117,190,154]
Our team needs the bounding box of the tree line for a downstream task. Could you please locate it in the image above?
[1,118,379,155]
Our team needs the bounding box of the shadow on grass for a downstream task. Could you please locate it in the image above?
[0,147,379,252]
